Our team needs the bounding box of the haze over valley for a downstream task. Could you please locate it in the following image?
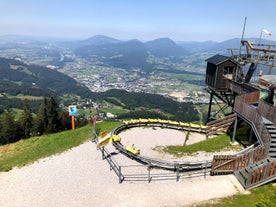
[0,35,264,98]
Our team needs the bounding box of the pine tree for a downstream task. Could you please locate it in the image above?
[45,97,60,133]
[19,100,33,139]
[33,97,48,135]
[0,117,3,145]
[0,109,21,144]
[59,110,71,130]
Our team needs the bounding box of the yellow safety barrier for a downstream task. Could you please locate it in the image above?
[179,122,190,127]
[123,118,206,132]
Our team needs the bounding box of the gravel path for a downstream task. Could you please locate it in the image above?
[0,127,243,207]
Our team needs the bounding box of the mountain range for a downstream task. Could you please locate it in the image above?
[65,35,276,53]
[1,34,275,71]
[71,35,212,58]
[0,34,275,75]
[1,34,275,53]
[62,35,276,70]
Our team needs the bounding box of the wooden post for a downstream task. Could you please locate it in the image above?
[71,115,75,130]
[206,93,213,123]
[249,128,253,143]
[231,116,238,144]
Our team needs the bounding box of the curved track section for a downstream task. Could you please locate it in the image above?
[111,119,212,171]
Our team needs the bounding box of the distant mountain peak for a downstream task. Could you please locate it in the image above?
[126,39,141,43]
[81,35,121,45]
[146,37,176,45]
[145,37,188,57]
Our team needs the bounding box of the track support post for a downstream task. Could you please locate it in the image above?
[148,164,151,183]
[102,147,105,160]
[119,166,122,184]
[176,165,180,181]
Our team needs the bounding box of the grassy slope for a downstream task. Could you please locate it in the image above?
[0,121,121,172]
[198,183,276,207]
[163,134,242,155]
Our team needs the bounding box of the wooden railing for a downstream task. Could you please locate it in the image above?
[211,155,237,174]
[227,80,260,96]
[234,90,271,145]
[211,83,272,174]
[235,89,260,104]
[206,114,236,137]
[245,159,276,189]
[258,99,276,125]
[211,144,269,174]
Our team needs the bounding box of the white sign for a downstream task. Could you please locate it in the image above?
[68,105,77,116]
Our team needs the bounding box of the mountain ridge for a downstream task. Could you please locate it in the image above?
[1,34,276,55]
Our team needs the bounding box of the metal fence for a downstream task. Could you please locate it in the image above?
[94,139,210,183]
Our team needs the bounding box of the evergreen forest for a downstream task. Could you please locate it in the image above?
[0,97,87,145]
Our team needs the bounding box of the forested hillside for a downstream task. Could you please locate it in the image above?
[0,58,91,97]
[89,89,200,122]
[0,58,93,112]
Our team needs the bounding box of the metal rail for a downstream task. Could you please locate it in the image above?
[111,121,212,171]
[113,140,211,171]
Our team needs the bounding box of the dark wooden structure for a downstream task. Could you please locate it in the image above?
[205,54,238,123]
[206,54,237,90]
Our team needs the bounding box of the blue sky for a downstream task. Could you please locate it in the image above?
[0,0,275,42]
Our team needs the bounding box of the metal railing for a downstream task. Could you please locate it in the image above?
[94,139,210,183]
[120,163,210,183]
[112,138,212,171]
[99,145,125,183]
